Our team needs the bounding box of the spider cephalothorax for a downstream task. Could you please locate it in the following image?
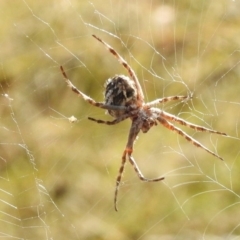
[60,34,227,211]
[140,107,159,133]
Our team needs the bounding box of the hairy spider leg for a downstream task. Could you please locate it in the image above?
[114,122,164,211]
[160,111,227,136]
[92,35,144,102]
[114,151,127,211]
[145,95,189,107]
[60,66,127,112]
[88,114,130,125]
[157,117,224,160]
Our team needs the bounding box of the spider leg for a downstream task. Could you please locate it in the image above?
[114,150,127,211]
[157,117,224,160]
[161,111,227,136]
[92,35,144,102]
[114,148,164,211]
[114,121,164,211]
[128,154,165,182]
[145,95,189,107]
[88,114,130,125]
[60,66,127,112]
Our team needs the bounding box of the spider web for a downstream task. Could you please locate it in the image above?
[1,0,240,239]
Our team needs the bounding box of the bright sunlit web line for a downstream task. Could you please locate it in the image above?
[21,0,59,40]
[136,207,183,240]
[50,107,78,123]
[203,201,240,238]
[56,41,93,75]
[82,23,171,80]
[0,92,77,239]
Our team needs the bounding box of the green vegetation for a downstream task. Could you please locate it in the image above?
[1,0,240,239]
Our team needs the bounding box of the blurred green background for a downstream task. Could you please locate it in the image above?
[1,0,240,239]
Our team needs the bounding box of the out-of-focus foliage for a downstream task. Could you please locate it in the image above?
[1,0,240,239]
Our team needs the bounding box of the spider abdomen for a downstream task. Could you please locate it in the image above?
[105,75,137,117]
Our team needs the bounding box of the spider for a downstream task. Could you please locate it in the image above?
[60,34,227,211]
